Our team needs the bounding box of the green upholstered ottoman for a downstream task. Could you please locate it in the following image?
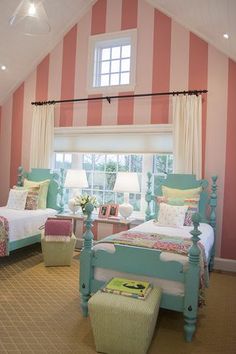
[88,287,162,354]
[41,233,76,266]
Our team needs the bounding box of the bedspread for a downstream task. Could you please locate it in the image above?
[99,231,208,306]
[0,216,9,257]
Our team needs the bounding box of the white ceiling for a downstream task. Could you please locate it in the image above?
[0,0,236,105]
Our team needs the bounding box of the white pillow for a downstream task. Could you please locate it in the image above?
[7,189,28,210]
[157,203,188,228]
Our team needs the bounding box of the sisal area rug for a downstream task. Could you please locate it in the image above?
[0,244,235,353]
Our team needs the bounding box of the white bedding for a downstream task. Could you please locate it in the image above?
[93,219,214,296]
[0,207,57,242]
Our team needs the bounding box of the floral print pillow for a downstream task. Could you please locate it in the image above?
[157,202,188,228]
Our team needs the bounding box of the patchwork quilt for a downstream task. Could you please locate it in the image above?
[99,231,208,306]
[0,216,9,257]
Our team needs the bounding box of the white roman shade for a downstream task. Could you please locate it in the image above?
[54,124,173,154]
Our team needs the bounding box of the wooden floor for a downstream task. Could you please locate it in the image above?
[0,244,235,353]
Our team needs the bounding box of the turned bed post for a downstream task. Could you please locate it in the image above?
[145,172,153,220]
[184,213,202,342]
[79,202,94,317]
[209,176,218,271]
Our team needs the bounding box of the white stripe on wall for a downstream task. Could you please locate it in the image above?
[205,45,228,257]
[22,71,36,170]
[0,97,13,204]
[133,0,154,125]
[102,0,122,125]
[48,41,63,127]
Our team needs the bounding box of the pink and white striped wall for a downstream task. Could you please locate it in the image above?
[0,0,235,260]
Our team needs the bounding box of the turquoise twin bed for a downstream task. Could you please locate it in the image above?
[0,167,63,255]
[79,173,217,342]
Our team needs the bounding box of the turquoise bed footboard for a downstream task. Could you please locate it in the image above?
[79,174,218,342]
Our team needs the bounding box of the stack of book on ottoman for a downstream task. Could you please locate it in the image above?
[101,277,152,300]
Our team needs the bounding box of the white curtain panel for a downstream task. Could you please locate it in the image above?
[173,95,202,179]
[30,105,54,168]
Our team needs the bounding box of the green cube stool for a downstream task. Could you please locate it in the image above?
[41,233,76,266]
[88,287,162,354]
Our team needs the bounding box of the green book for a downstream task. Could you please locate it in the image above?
[103,277,152,299]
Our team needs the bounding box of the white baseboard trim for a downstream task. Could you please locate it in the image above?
[214,257,236,272]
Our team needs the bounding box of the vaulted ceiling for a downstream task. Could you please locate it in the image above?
[0,0,235,104]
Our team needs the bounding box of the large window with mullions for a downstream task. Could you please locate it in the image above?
[54,152,173,216]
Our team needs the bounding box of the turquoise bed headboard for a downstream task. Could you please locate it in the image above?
[145,173,217,225]
[16,166,65,212]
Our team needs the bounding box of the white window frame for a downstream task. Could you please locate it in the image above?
[54,124,173,218]
[87,29,137,94]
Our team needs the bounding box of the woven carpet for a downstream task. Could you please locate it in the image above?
[0,244,235,354]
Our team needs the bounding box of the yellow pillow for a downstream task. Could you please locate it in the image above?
[162,185,202,199]
[23,179,50,209]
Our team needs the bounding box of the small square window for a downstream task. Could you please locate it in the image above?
[88,29,137,91]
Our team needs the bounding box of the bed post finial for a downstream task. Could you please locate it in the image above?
[184,212,202,342]
[17,166,24,186]
[209,176,218,271]
[83,202,94,249]
[79,202,95,317]
[145,172,153,220]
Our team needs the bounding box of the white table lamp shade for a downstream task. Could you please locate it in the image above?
[64,169,88,214]
[113,172,140,219]
[113,172,140,193]
[64,169,88,189]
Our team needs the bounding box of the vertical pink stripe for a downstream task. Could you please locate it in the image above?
[117,92,134,125]
[0,98,12,204]
[91,0,107,35]
[117,0,138,125]
[189,33,208,177]
[221,59,236,260]
[133,0,154,125]
[0,106,1,136]
[87,94,103,126]
[60,25,77,127]
[169,21,189,122]
[73,10,91,126]
[48,42,63,127]
[151,10,171,124]
[87,0,107,126]
[121,0,138,29]
[22,71,36,171]
[10,84,24,187]
[205,46,228,257]
[36,55,49,101]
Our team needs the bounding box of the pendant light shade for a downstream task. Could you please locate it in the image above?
[9,0,51,35]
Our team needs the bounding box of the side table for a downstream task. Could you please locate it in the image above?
[56,213,143,249]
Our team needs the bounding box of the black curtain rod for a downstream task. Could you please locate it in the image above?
[31,89,208,106]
